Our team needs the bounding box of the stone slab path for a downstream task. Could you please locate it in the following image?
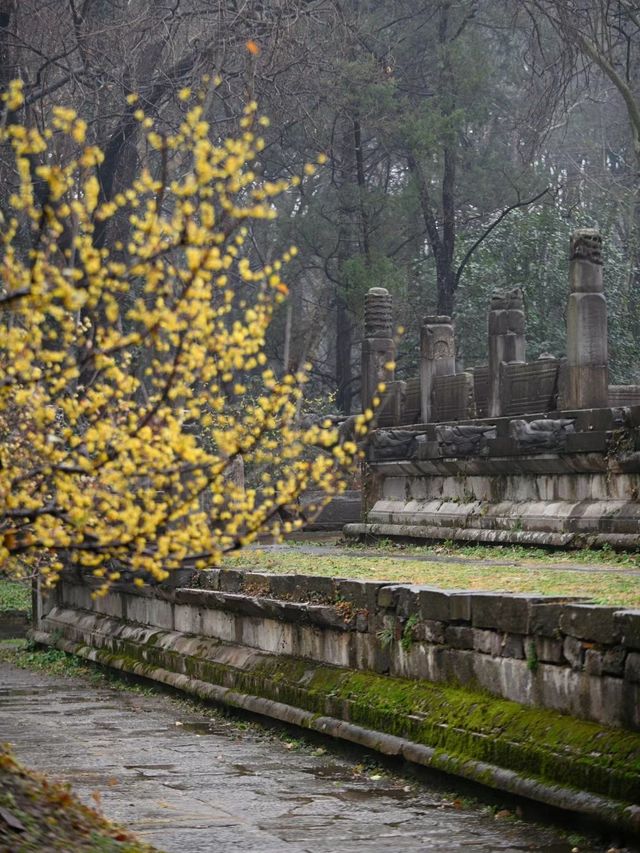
[0,660,621,852]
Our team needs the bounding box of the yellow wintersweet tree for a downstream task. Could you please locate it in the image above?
[0,80,369,593]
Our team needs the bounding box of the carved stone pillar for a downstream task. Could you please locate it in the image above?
[561,229,608,410]
[361,287,395,411]
[420,316,456,423]
[488,288,526,417]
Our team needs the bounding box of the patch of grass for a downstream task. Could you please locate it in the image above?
[338,536,640,568]
[0,577,31,613]
[226,550,640,606]
[0,745,158,852]
[0,641,156,695]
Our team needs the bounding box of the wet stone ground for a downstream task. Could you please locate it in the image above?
[0,660,626,853]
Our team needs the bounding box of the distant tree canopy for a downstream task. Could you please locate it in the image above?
[0,80,368,590]
[0,0,638,410]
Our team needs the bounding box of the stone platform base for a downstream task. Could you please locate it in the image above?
[353,406,640,549]
[344,512,640,551]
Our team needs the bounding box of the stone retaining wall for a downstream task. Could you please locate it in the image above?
[35,571,640,834]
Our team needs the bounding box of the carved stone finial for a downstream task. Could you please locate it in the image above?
[490,287,524,311]
[364,287,393,338]
[423,315,452,326]
[570,229,603,265]
[569,229,604,294]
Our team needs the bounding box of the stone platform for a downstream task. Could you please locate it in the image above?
[345,406,640,549]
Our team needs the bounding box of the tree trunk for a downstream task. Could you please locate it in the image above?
[0,0,15,89]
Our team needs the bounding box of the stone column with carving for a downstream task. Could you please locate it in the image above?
[361,287,395,412]
[420,316,456,423]
[561,229,608,410]
[488,288,526,417]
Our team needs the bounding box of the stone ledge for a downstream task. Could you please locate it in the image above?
[344,520,640,551]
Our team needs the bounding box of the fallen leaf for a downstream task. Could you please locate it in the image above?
[0,807,25,832]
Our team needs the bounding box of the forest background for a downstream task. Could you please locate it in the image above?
[1,0,639,415]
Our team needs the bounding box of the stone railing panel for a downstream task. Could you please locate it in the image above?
[431,372,475,422]
[499,358,559,417]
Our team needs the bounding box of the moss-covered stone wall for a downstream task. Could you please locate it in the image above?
[34,572,640,833]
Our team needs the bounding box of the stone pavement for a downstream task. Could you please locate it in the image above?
[0,660,618,852]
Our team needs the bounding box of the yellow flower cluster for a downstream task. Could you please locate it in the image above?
[0,83,367,593]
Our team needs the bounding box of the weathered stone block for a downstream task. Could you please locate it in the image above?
[472,593,563,634]
[93,593,123,620]
[501,633,525,659]
[222,593,271,619]
[418,588,472,622]
[174,603,198,634]
[241,572,274,595]
[377,585,399,609]
[394,585,422,618]
[509,417,574,451]
[160,568,198,589]
[534,636,564,664]
[530,603,564,637]
[614,610,640,650]
[174,589,217,609]
[415,619,445,644]
[197,569,221,590]
[472,593,527,633]
[563,635,584,670]
[420,315,456,423]
[560,604,622,644]
[585,649,603,676]
[336,579,388,613]
[295,575,336,602]
[218,569,245,593]
[0,610,29,639]
[307,605,351,632]
[625,652,640,683]
[602,646,627,677]
[355,612,369,633]
[473,628,502,656]
[445,625,474,650]
[563,289,608,410]
[564,431,608,454]
[279,601,313,625]
[269,574,304,600]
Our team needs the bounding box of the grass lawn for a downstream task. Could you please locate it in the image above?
[0,577,31,613]
[226,541,640,607]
